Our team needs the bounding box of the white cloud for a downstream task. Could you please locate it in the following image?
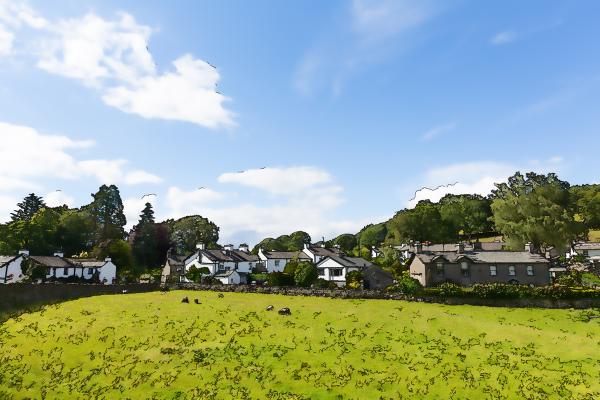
[0,193,17,223]
[0,121,161,190]
[1,2,234,129]
[38,12,154,87]
[103,55,234,129]
[123,195,158,227]
[491,30,517,45]
[421,121,456,141]
[164,166,365,243]
[0,24,14,55]
[407,158,566,207]
[218,166,332,196]
[45,190,74,208]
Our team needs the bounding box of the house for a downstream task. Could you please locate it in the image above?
[215,270,248,285]
[568,242,600,261]
[68,258,117,284]
[0,253,26,284]
[161,251,187,284]
[302,242,344,263]
[258,248,311,272]
[408,243,551,287]
[396,241,506,259]
[363,265,394,290]
[316,255,373,286]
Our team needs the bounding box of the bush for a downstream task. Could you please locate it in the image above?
[266,272,295,287]
[313,278,338,289]
[435,282,464,297]
[345,270,363,290]
[471,283,530,299]
[386,271,422,295]
[556,270,583,287]
[294,262,318,288]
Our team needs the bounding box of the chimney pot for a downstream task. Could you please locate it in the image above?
[196,243,205,250]
[19,249,30,256]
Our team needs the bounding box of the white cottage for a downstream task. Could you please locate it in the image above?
[68,258,117,284]
[316,255,373,286]
[568,243,600,261]
[302,243,344,263]
[214,270,247,285]
[0,254,26,284]
[182,244,260,283]
[258,248,311,272]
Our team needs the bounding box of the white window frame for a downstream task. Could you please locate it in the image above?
[508,265,516,276]
[460,261,470,277]
[489,265,497,276]
[436,262,444,276]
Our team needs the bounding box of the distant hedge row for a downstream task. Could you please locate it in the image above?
[416,282,600,300]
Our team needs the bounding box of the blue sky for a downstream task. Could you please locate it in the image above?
[0,0,599,245]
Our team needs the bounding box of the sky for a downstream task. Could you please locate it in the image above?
[0,0,599,245]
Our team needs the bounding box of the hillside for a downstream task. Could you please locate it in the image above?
[1,292,599,398]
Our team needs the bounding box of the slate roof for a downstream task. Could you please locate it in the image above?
[396,242,506,252]
[307,246,343,258]
[262,251,311,260]
[574,242,600,251]
[67,258,108,268]
[229,250,259,262]
[415,251,548,264]
[317,255,373,268]
[0,255,18,266]
[29,256,73,268]
[214,270,238,278]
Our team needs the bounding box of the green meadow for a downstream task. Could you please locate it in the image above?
[1,291,600,399]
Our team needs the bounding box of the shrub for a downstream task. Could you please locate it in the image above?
[294,262,319,288]
[345,270,363,290]
[556,270,583,287]
[314,278,338,289]
[386,271,422,295]
[435,282,464,297]
[471,283,530,299]
[266,272,295,287]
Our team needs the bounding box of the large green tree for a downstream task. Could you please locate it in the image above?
[132,203,160,272]
[86,185,127,242]
[56,210,95,257]
[570,184,600,230]
[491,172,585,251]
[388,201,452,243]
[169,215,219,254]
[11,193,46,222]
[439,194,493,240]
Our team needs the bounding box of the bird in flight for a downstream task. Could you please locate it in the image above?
[260,167,266,169]
[198,187,206,190]
[141,194,157,199]
[55,189,62,192]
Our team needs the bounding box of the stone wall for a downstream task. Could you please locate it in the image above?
[172,283,600,309]
[0,283,159,312]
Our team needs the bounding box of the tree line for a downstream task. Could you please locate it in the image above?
[0,185,220,281]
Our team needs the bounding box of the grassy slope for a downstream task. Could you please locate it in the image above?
[1,292,599,399]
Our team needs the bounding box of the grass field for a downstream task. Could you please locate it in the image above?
[1,292,600,399]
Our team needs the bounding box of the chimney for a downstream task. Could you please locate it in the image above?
[473,241,482,251]
[303,243,310,250]
[456,243,465,254]
[105,257,112,262]
[334,244,340,249]
[196,243,205,251]
[223,244,233,251]
[525,242,534,253]
[414,242,423,254]
[19,249,29,256]
[238,244,249,253]
[54,251,64,258]
[320,242,326,248]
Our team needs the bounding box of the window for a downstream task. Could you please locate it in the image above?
[436,262,444,277]
[46,268,51,275]
[63,268,68,276]
[526,265,534,276]
[508,266,516,276]
[274,260,280,267]
[331,269,343,277]
[88,268,93,274]
[318,269,325,276]
[248,262,253,268]
[489,266,497,276]
[460,262,470,277]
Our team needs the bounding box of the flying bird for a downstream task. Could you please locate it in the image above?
[260,167,266,169]
[207,61,216,69]
[141,194,157,199]
[55,189,62,192]
[198,187,206,190]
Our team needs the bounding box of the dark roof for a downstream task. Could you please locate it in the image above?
[262,251,311,260]
[214,270,238,277]
[0,255,18,266]
[574,242,600,251]
[396,242,506,252]
[307,246,344,258]
[29,256,73,268]
[415,251,548,264]
[229,250,259,262]
[364,265,394,279]
[67,258,107,268]
[317,255,373,268]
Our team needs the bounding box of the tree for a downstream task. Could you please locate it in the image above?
[169,215,219,254]
[27,208,61,255]
[357,224,387,247]
[56,210,95,257]
[491,172,585,252]
[294,262,318,287]
[186,265,210,283]
[86,185,127,242]
[570,184,600,229]
[331,233,357,253]
[388,201,452,243]
[252,231,311,254]
[93,239,133,276]
[11,193,46,222]
[132,203,160,272]
[439,194,493,240]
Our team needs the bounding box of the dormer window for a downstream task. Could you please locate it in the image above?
[460,262,470,277]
